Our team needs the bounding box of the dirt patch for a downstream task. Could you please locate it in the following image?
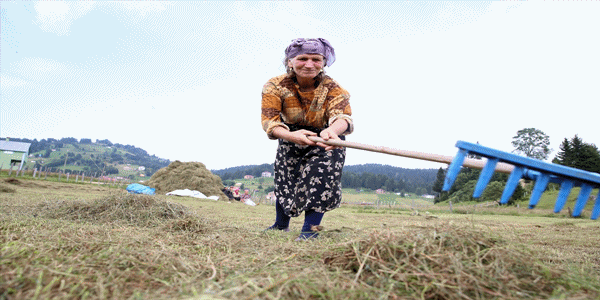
[144,161,227,200]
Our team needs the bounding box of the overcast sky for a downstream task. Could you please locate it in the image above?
[2,1,599,171]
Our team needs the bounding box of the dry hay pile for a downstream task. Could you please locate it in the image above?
[37,192,213,233]
[2,177,46,190]
[323,226,578,299]
[0,182,16,193]
[144,161,227,200]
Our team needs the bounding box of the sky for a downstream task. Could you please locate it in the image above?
[1,1,599,171]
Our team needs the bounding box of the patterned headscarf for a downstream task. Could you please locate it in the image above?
[284,38,336,67]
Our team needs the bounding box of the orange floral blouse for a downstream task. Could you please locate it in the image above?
[261,74,353,140]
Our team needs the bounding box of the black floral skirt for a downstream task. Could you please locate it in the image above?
[274,124,346,217]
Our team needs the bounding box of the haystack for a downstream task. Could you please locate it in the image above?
[145,161,228,200]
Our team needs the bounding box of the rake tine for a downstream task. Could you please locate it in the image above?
[554,180,574,213]
[473,158,499,198]
[500,166,525,204]
[528,173,550,209]
[572,183,593,218]
[442,149,468,192]
[592,190,600,220]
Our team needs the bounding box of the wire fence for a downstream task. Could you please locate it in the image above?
[0,165,133,188]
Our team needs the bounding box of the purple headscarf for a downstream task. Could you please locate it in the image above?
[284,38,336,67]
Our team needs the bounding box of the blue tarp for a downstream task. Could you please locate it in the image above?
[126,183,156,195]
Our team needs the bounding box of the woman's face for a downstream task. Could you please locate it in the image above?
[288,54,325,79]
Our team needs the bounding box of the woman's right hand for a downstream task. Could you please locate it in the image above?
[286,129,318,146]
[272,127,317,146]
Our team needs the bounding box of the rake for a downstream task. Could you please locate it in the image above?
[307,136,600,220]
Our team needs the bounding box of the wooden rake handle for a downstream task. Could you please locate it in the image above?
[307,136,515,175]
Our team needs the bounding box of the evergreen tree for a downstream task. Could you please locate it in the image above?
[431,167,446,194]
[553,135,600,173]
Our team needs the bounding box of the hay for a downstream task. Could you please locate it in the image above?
[4,178,21,185]
[37,192,212,232]
[324,226,570,299]
[144,161,227,200]
[0,183,16,193]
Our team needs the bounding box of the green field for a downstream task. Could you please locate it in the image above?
[1,177,599,299]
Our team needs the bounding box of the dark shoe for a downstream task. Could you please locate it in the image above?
[295,232,319,241]
[264,225,290,232]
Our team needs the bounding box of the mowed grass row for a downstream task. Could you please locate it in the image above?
[1,178,600,299]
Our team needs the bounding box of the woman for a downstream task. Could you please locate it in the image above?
[261,38,353,240]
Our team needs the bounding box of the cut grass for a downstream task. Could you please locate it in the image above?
[1,178,599,299]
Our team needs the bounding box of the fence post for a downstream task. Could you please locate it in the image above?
[449,201,453,212]
[59,171,62,181]
[33,168,37,178]
[66,173,70,182]
[82,172,85,183]
[8,165,14,176]
[44,168,48,180]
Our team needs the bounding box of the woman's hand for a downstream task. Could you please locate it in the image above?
[287,129,318,146]
[316,119,349,150]
[317,128,341,151]
[272,127,318,146]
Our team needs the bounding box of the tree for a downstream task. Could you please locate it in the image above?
[431,167,446,194]
[553,135,600,173]
[511,128,552,160]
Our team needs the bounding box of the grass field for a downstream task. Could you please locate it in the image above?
[1,177,599,299]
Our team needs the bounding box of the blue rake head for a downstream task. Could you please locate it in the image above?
[442,141,600,220]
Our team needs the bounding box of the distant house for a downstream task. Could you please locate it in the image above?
[138,166,145,171]
[244,175,254,179]
[0,139,31,171]
[375,189,386,194]
[422,194,435,199]
[261,171,272,177]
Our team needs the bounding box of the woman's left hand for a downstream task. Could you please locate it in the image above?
[317,129,341,151]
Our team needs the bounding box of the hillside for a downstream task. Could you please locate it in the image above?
[212,163,438,194]
[6,137,170,181]
[6,137,436,191]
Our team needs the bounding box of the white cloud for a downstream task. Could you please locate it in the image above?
[232,2,327,38]
[121,1,168,16]
[11,57,75,83]
[0,75,29,87]
[34,1,96,36]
